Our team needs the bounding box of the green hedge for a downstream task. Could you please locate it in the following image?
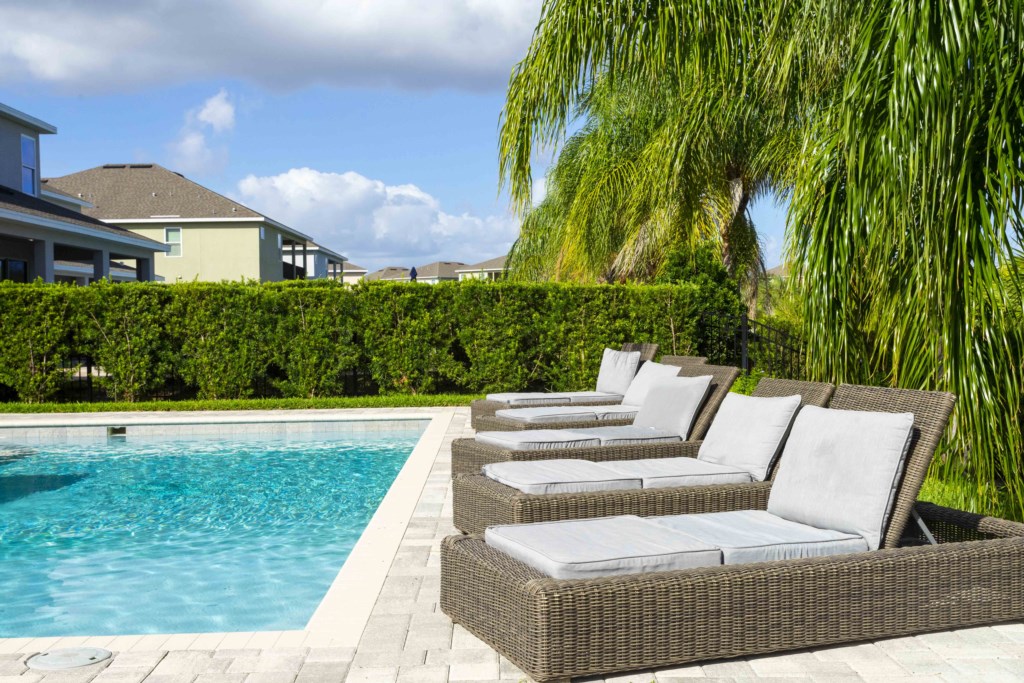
[0,279,742,403]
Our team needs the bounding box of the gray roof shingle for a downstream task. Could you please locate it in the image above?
[455,255,506,272]
[45,164,264,221]
[415,261,466,279]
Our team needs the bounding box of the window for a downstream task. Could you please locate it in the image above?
[277,234,282,249]
[1,259,28,283]
[260,226,266,240]
[21,135,37,195]
[165,227,182,257]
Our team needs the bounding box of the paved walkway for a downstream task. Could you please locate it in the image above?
[2,408,1022,683]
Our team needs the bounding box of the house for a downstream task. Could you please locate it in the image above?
[46,163,324,283]
[329,261,368,284]
[413,261,465,283]
[456,255,507,281]
[281,241,346,280]
[365,266,410,282]
[0,102,165,283]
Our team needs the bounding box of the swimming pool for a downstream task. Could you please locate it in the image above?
[0,421,427,637]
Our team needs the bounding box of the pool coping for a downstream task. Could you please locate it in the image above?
[0,407,458,653]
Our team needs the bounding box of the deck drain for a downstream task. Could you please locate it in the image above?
[26,648,112,670]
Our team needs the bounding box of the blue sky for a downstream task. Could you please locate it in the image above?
[0,1,787,271]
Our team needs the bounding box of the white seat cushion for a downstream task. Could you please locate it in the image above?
[482,459,641,495]
[486,392,575,405]
[632,376,713,438]
[475,430,601,451]
[621,361,683,406]
[571,425,683,446]
[567,391,625,404]
[601,457,753,488]
[485,516,722,579]
[495,406,600,423]
[698,393,802,481]
[596,348,642,395]
[767,406,915,550]
[495,404,641,424]
[649,510,869,563]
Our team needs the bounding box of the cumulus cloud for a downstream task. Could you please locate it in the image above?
[168,90,234,175]
[236,168,518,270]
[0,1,540,93]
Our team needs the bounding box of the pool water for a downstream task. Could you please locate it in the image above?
[0,423,425,637]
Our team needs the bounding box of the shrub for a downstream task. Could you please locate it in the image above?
[75,281,173,402]
[0,282,75,403]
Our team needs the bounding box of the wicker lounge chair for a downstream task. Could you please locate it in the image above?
[453,378,834,532]
[454,369,777,478]
[659,354,708,365]
[440,386,1006,683]
[470,363,740,436]
[469,343,662,429]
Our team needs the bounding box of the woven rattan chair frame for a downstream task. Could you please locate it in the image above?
[440,502,1024,682]
[453,374,812,479]
[659,355,708,365]
[471,363,740,434]
[452,379,835,532]
[469,343,662,429]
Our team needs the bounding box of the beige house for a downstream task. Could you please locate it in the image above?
[456,255,507,281]
[330,261,367,284]
[0,102,165,284]
[46,164,321,283]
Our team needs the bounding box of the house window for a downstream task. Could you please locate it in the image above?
[277,234,282,249]
[21,135,37,195]
[1,259,28,283]
[165,227,182,257]
[260,226,266,240]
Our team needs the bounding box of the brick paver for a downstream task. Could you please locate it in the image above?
[3,408,1022,682]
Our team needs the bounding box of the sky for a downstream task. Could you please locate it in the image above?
[0,0,787,272]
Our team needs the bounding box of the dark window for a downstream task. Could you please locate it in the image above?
[1,259,28,283]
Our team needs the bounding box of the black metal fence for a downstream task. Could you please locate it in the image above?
[697,312,806,380]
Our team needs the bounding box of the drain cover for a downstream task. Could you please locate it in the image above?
[26,648,112,670]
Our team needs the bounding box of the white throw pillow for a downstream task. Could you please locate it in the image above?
[698,393,802,481]
[632,376,713,438]
[595,348,641,395]
[766,406,915,550]
[621,361,683,406]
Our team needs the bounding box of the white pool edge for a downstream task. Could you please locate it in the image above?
[0,407,457,654]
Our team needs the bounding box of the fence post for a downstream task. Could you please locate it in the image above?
[740,313,749,374]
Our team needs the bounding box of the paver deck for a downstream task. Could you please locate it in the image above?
[2,407,1022,683]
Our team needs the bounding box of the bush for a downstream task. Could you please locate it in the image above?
[75,281,173,402]
[0,278,744,402]
[0,282,75,403]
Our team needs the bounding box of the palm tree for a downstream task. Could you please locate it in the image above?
[499,0,1024,515]
[504,66,775,290]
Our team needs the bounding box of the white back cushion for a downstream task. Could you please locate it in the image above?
[698,393,802,481]
[632,375,712,438]
[621,361,684,406]
[595,348,641,395]
[766,406,915,550]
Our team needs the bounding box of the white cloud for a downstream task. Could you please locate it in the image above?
[196,89,235,132]
[167,91,235,175]
[236,167,518,270]
[0,1,541,93]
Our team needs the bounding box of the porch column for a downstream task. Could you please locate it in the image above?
[137,257,154,282]
[92,248,110,282]
[302,242,309,279]
[29,239,54,283]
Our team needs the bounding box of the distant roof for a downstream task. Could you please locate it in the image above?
[0,102,57,134]
[766,264,788,277]
[455,255,506,273]
[40,179,95,208]
[55,259,137,278]
[45,164,311,241]
[0,184,163,248]
[365,266,410,281]
[415,261,466,279]
[342,262,367,273]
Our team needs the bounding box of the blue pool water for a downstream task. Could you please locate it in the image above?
[0,423,425,637]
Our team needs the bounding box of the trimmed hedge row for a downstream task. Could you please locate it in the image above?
[0,279,742,403]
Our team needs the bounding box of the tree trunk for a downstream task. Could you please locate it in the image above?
[724,175,750,276]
